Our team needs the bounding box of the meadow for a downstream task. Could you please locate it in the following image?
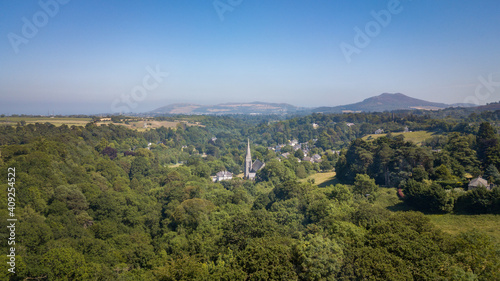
[0,116,202,131]
[362,130,437,146]
[375,187,500,243]
[0,116,91,126]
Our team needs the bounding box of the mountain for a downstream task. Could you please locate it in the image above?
[314,93,461,113]
[150,101,306,115]
[148,93,479,116]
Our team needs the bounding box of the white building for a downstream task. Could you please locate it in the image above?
[212,170,233,182]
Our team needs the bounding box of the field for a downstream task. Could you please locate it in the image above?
[427,214,500,243]
[301,171,337,187]
[362,130,437,146]
[374,186,500,243]
[95,120,187,131]
[0,116,202,131]
[0,116,91,126]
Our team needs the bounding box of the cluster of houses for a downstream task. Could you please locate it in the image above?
[374,127,410,135]
[212,139,266,182]
[212,138,324,182]
[267,139,322,163]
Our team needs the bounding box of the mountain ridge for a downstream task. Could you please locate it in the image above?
[314,93,454,113]
[149,93,477,115]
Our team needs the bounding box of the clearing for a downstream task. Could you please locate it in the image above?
[301,171,337,187]
[375,186,500,243]
[362,130,437,146]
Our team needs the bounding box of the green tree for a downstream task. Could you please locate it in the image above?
[353,174,379,199]
[238,237,298,280]
[41,247,89,280]
[485,164,500,185]
[257,159,296,185]
[477,122,500,169]
[293,234,344,280]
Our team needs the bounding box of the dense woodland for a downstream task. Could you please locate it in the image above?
[0,110,499,280]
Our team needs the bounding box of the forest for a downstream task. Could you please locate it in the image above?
[0,109,499,280]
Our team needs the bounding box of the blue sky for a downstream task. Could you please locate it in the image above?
[0,0,499,115]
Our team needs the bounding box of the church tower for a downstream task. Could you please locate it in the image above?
[244,139,252,178]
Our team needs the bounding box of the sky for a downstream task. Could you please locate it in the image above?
[0,0,499,115]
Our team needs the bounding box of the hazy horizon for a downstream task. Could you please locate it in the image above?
[1,0,500,115]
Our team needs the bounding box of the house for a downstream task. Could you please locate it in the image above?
[281,152,291,159]
[312,154,322,163]
[375,129,384,134]
[212,170,233,182]
[244,140,266,180]
[312,123,319,129]
[346,123,355,127]
[468,177,490,190]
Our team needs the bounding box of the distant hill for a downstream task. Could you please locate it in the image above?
[150,102,306,115]
[475,102,500,111]
[314,93,473,113]
[148,93,480,116]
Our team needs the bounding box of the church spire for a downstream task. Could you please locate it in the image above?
[245,139,252,178]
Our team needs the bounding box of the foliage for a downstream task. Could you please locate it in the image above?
[0,114,499,279]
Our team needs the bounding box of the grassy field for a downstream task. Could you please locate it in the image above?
[300,171,337,187]
[0,116,202,131]
[97,120,203,131]
[362,130,437,146]
[374,186,500,243]
[374,187,407,209]
[0,116,91,126]
[428,214,500,243]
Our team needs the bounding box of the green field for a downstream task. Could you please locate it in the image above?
[300,171,337,187]
[0,117,203,131]
[362,130,437,146]
[428,214,500,243]
[374,186,500,243]
[0,116,91,127]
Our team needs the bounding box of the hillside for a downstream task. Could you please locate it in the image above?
[147,94,482,116]
[315,93,460,113]
[150,101,306,115]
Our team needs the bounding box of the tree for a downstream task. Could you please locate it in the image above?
[485,164,500,185]
[172,198,215,229]
[294,149,304,160]
[295,165,308,179]
[101,146,118,159]
[293,234,344,280]
[129,156,150,180]
[477,122,500,169]
[353,174,379,199]
[238,237,298,280]
[257,159,296,185]
[41,247,89,280]
[403,179,450,213]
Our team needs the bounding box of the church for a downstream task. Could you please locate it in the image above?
[244,139,265,180]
